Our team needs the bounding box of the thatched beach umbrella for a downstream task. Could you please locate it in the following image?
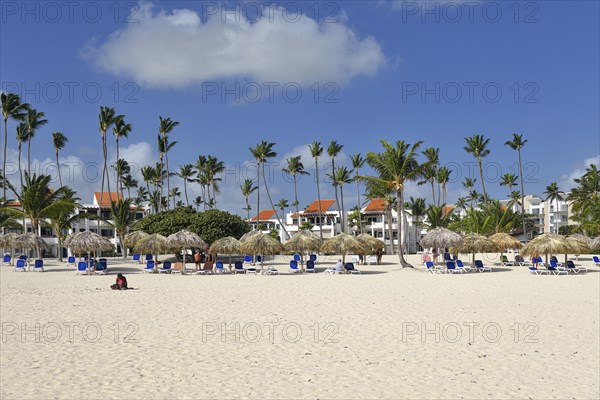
[13,233,49,259]
[123,231,149,248]
[458,233,497,265]
[521,233,568,264]
[167,230,207,271]
[65,231,113,261]
[209,236,241,267]
[134,233,168,264]
[0,233,19,261]
[320,233,369,263]
[489,232,522,252]
[420,228,462,261]
[240,230,261,243]
[356,233,385,254]
[284,230,321,268]
[590,236,600,251]
[240,233,283,269]
[565,235,591,262]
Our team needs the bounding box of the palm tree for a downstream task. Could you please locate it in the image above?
[158,116,179,209]
[364,180,396,252]
[462,177,477,207]
[405,196,427,249]
[98,106,118,208]
[363,139,423,267]
[240,179,258,221]
[204,156,224,208]
[46,188,80,262]
[455,197,468,213]
[135,187,148,206]
[282,155,309,227]
[112,159,131,197]
[52,132,68,187]
[309,141,324,241]
[500,173,518,198]
[195,155,208,210]
[331,166,352,233]
[169,187,181,209]
[16,122,28,186]
[421,147,440,204]
[193,196,203,212]
[509,190,522,210]
[505,133,529,240]
[110,198,136,259]
[327,140,343,223]
[544,182,565,233]
[436,166,451,205]
[249,141,289,239]
[276,199,289,223]
[141,165,155,211]
[425,204,453,229]
[177,164,197,206]
[1,92,29,200]
[25,108,48,176]
[121,174,138,199]
[464,134,490,201]
[350,153,366,232]
[112,116,132,195]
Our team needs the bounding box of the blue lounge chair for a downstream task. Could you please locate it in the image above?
[95,261,108,275]
[293,254,301,262]
[456,260,471,273]
[446,261,463,274]
[306,260,315,273]
[289,260,301,273]
[309,254,317,264]
[14,259,27,272]
[76,261,89,275]
[143,260,156,273]
[256,255,263,264]
[549,260,566,272]
[132,253,140,264]
[475,260,491,272]
[32,259,44,272]
[550,256,563,267]
[345,263,361,274]
[534,257,545,267]
[547,264,567,275]
[145,253,153,262]
[2,254,12,266]
[158,261,172,274]
[425,261,442,274]
[566,260,587,274]
[19,255,27,261]
[529,266,549,275]
[443,252,455,262]
[66,256,76,268]
[213,261,228,274]
[234,261,246,274]
[592,256,600,266]
[99,258,107,264]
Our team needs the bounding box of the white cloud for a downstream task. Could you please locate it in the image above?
[560,155,600,190]
[81,2,385,88]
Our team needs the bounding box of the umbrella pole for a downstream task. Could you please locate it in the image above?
[182,248,186,273]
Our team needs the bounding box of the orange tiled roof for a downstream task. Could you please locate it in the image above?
[364,198,386,213]
[443,205,455,215]
[250,210,277,221]
[304,200,335,214]
[94,192,123,206]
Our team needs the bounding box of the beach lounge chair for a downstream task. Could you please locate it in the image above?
[198,262,215,275]
[95,261,107,275]
[534,257,545,267]
[547,264,568,275]
[345,263,361,274]
[549,260,567,273]
[158,261,172,274]
[76,261,89,275]
[529,266,549,275]
[425,261,443,274]
[171,261,188,274]
[289,260,301,273]
[143,260,156,273]
[550,256,563,267]
[309,254,317,264]
[66,256,76,268]
[367,255,377,265]
[592,256,600,266]
[32,259,44,272]
[565,260,587,274]
[456,260,472,273]
[132,253,140,264]
[445,261,463,274]
[306,260,316,273]
[234,261,246,274]
[443,252,455,262]
[293,254,301,262]
[256,255,263,264]
[324,267,340,275]
[263,267,279,275]
[3,254,12,266]
[515,255,530,266]
[244,255,253,266]
[475,260,492,272]
[145,254,153,262]
[14,259,27,272]
[19,255,27,261]
[500,255,514,266]
[214,261,228,274]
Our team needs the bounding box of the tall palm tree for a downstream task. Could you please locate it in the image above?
[1,92,29,200]
[195,155,208,210]
[327,140,343,223]
[363,139,423,267]
[282,155,309,227]
[544,182,565,233]
[158,116,179,209]
[112,159,131,197]
[135,187,148,206]
[240,179,258,221]
[331,166,352,233]
[509,190,522,210]
[121,174,138,199]
[350,153,366,231]
[309,141,324,241]
[98,106,118,208]
[52,132,68,187]
[25,108,48,176]
[169,187,181,209]
[204,156,224,208]
[455,197,468,213]
[463,177,477,208]
[46,188,80,262]
[250,141,289,239]
[405,196,427,249]
[177,164,197,206]
[16,122,28,187]
[505,133,528,240]
[110,198,136,259]
[141,165,155,211]
[421,147,440,204]
[112,116,132,195]
[436,166,451,205]
[193,196,203,212]
[464,134,490,202]
[500,173,518,198]
[276,198,289,223]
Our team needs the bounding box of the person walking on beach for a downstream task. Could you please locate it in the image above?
[110,273,128,290]
[194,250,201,272]
[376,249,382,265]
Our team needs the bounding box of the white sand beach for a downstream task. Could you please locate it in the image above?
[1,254,599,399]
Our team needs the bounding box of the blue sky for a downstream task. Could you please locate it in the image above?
[1,0,598,214]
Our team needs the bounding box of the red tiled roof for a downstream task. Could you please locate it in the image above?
[250,210,277,221]
[94,192,123,206]
[443,206,455,215]
[304,200,335,214]
[364,198,386,213]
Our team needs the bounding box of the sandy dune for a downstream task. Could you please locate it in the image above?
[1,254,599,399]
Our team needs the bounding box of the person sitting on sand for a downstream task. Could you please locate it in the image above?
[335,259,344,273]
[110,273,128,290]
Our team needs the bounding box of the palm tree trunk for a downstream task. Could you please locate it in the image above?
[246,197,250,220]
[256,162,261,227]
[518,149,527,242]
[184,180,189,205]
[18,141,23,187]
[294,175,300,227]
[315,159,323,241]
[104,136,112,203]
[396,190,412,267]
[331,159,340,234]
[55,149,63,187]
[263,165,289,240]
[431,180,436,206]
[2,118,7,201]
[57,230,63,262]
[355,172,361,233]
[166,147,171,210]
[116,137,120,195]
[340,184,345,233]
[158,151,164,212]
[386,208,394,255]
[478,157,488,201]
[27,137,32,177]
[99,133,106,209]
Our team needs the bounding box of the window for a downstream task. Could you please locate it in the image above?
[40,227,53,237]
[101,211,111,219]
[135,212,144,220]
[101,229,114,237]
